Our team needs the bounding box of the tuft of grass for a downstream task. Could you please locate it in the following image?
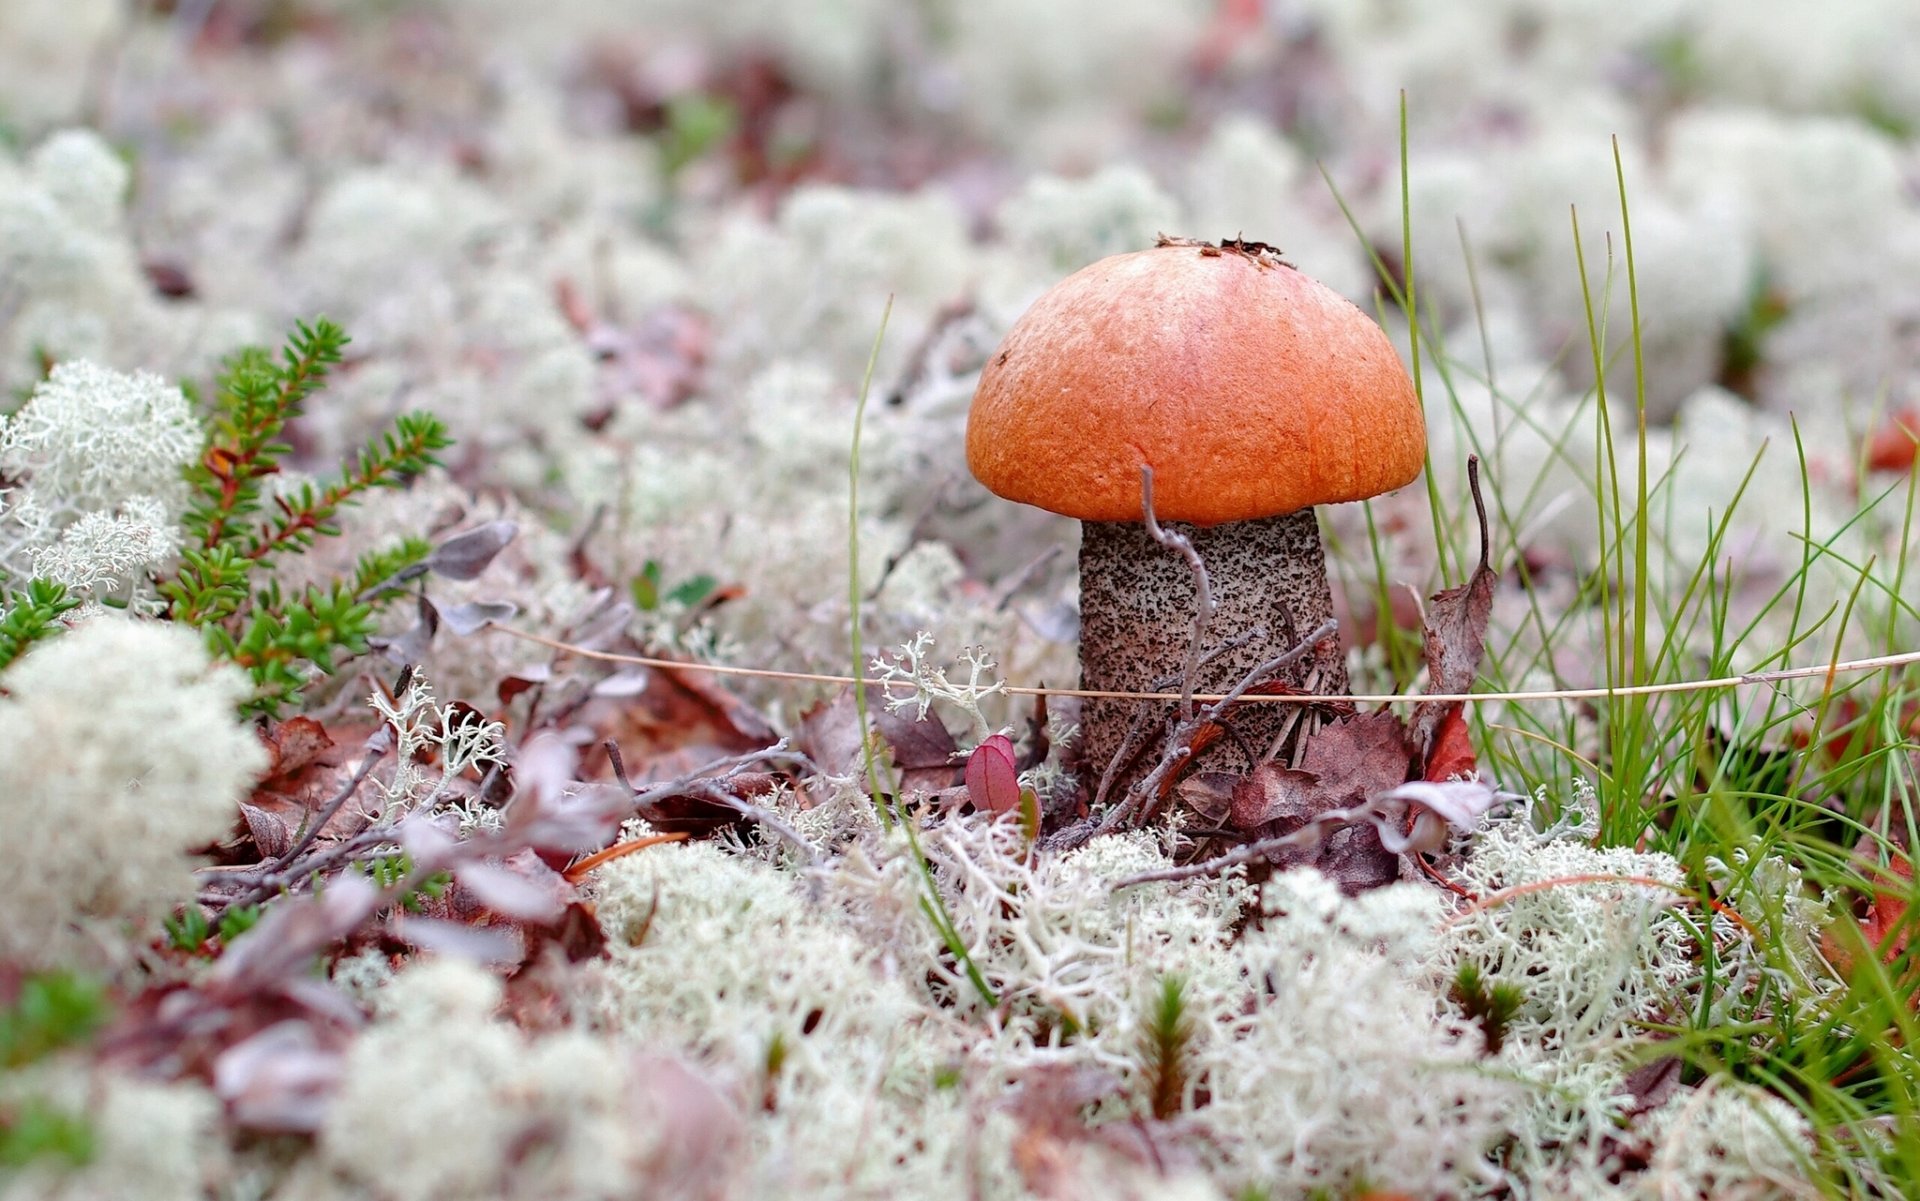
[1325,109,1920,1196]
[1136,972,1197,1120]
[846,296,998,1010]
[1449,961,1523,1055]
[0,973,107,1069]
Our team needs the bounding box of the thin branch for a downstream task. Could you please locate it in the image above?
[491,625,1920,705]
[273,738,390,869]
[609,738,820,864]
[1110,791,1395,889]
[1092,627,1264,812]
[1140,465,1213,729]
[1084,618,1339,845]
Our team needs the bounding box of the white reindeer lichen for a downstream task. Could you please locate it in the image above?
[872,631,1008,739]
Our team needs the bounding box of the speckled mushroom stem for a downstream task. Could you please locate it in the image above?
[1077,509,1348,797]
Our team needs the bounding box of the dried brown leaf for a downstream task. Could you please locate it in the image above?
[258,716,334,782]
[1297,711,1418,806]
[797,686,959,801]
[1412,456,1497,756]
[1256,710,1418,893]
[239,803,293,860]
[1175,772,1236,824]
[1226,763,1322,830]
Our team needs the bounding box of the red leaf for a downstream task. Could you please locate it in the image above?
[1422,703,1478,781]
[1866,407,1920,474]
[1821,830,1919,999]
[1859,854,1912,958]
[965,734,1022,815]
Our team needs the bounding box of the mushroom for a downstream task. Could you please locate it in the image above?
[966,237,1425,795]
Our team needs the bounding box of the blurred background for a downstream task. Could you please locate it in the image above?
[4,0,1918,710]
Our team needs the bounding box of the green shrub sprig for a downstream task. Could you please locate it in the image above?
[157,319,451,714]
[0,578,81,672]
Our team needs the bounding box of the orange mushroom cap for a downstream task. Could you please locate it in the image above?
[967,240,1426,525]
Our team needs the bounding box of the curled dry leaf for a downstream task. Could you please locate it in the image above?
[1372,779,1501,854]
[1411,455,1496,771]
[257,716,335,782]
[441,599,520,636]
[389,915,525,964]
[238,802,294,859]
[1175,772,1235,824]
[213,1020,343,1133]
[425,520,518,580]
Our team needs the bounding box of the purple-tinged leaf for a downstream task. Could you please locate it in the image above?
[214,1020,343,1132]
[426,520,518,580]
[397,812,460,872]
[211,874,380,992]
[456,859,568,923]
[441,599,519,636]
[1373,778,1501,854]
[388,915,523,963]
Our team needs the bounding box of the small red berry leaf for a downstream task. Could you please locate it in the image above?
[965,733,1022,815]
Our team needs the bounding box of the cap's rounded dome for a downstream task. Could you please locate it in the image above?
[966,241,1426,524]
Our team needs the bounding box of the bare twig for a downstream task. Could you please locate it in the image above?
[1109,792,1393,889]
[274,737,391,870]
[609,738,820,864]
[201,822,402,911]
[1140,466,1213,729]
[1091,627,1263,812]
[1081,618,1339,845]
